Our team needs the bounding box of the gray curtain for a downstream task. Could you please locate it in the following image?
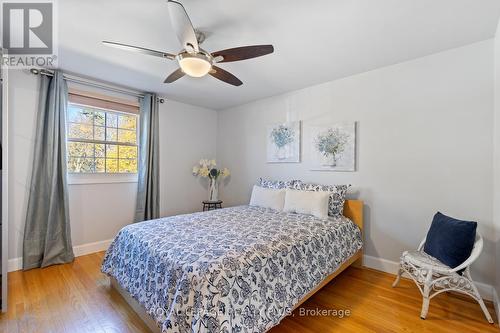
[135,93,160,221]
[23,71,74,270]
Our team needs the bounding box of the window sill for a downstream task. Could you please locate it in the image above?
[67,173,138,185]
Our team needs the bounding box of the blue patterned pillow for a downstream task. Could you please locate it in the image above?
[257,178,297,190]
[292,181,349,216]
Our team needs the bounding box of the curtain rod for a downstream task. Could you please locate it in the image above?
[29,68,165,103]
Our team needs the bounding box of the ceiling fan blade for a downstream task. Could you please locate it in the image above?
[102,41,175,59]
[164,68,185,83]
[210,66,243,86]
[167,0,199,52]
[211,45,274,63]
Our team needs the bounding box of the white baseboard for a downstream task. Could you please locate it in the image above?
[363,254,495,302]
[73,239,113,257]
[363,254,400,274]
[8,238,113,272]
[7,257,21,272]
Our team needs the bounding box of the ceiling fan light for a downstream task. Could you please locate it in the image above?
[178,53,212,77]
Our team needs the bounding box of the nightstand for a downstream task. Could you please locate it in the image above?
[202,200,223,211]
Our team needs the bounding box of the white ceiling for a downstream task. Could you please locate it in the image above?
[58,0,500,110]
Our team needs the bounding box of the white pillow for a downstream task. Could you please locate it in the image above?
[283,189,330,219]
[249,185,286,211]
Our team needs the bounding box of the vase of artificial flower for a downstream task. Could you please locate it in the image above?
[270,124,294,160]
[208,177,218,201]
[314,128,348,167]
[192,159,230,202]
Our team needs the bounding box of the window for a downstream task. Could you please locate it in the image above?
[66,90,139,174]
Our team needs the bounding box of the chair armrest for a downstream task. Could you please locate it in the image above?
[417,237,426,251]
[448,233,483,273]
[449,259,472,273]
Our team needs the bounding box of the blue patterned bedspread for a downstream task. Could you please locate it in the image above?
[101,205,362,333]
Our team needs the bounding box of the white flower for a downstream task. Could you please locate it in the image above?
[199,167,210,178]
[221,168,230,177]
[192,158,229,180]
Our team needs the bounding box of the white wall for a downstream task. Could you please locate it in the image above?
[159,100,217,216]
[8,70,217,262]
[217,40,496,285]
[493,20,500,302]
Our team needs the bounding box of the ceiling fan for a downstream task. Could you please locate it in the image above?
[102,0,274,86]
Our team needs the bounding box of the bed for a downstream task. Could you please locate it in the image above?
[102,200,363,333]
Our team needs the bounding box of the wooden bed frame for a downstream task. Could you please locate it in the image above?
[110,200,364,333]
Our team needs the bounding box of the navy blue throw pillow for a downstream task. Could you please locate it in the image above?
[423,212,477,269]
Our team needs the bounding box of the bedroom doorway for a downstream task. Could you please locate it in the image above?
[1,48,8,312]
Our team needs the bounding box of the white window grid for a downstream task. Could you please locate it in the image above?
[66,102,139,174]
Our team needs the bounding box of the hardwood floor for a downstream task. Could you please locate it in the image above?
[0,252,497,333]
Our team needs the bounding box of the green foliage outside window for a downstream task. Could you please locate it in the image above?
[67,104,138,173]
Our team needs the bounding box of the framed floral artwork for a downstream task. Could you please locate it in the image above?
[309,122,356,171]
[266,121,301,163]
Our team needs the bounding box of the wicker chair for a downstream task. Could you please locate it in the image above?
[392,233,493,323]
